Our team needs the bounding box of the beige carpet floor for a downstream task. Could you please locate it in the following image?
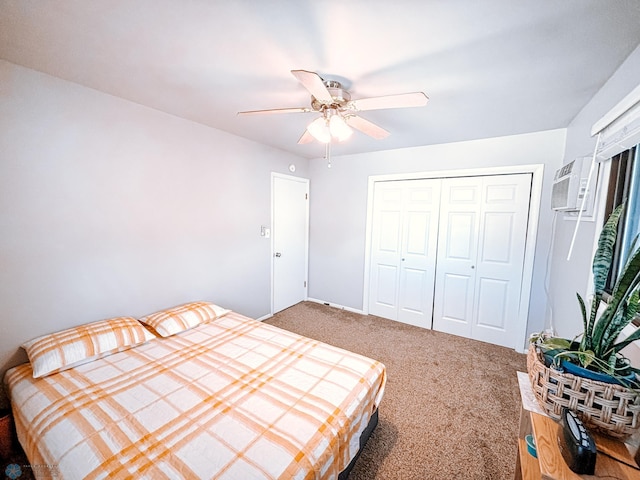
[266,301,528,480]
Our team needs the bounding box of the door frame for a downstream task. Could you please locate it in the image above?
[362,164,544,353]
[271,172,310,315]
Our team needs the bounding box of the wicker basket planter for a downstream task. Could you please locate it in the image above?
[527,345,640,438]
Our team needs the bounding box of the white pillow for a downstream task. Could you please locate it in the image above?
[22,316,156,378]
[138,301,230,337]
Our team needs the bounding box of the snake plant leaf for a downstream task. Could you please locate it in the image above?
[596,250,640,340]
[601,289,640,355]
[610,249,640,302]
[576,293,589,349]
[607,353,617,373]
[591,244,640,350]
[599,306,627,356]
[592,204,624,294]
[610,327,640,355]
[578,291,600,352]
[588,294,601,342]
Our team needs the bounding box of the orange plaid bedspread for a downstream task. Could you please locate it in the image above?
[5,312,386,479]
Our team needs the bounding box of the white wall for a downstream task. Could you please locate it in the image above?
[548,44,640,363]
[307,129,567,340]
[0,60,308,406]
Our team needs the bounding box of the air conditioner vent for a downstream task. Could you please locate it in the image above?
[551,157,596,213]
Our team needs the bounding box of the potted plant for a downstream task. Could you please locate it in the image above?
[528,204,640,437]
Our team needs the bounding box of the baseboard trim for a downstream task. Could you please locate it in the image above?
[306,298,365,315]
[255,313,272,322]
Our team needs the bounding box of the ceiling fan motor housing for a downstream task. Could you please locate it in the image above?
[311,80,351,111]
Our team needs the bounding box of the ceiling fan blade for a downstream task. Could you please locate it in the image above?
[345,115,390,140]
[237,107,311,116]
[349,92,428,111]
[298,130,315,144]
[291,70,334,104]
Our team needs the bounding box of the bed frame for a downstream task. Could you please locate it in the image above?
[339,408,379,479]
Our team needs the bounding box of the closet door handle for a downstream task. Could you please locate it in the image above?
[275,252,282,258]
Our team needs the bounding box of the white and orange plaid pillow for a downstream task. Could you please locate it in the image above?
[22,316,156,378]
[138,301,230,337]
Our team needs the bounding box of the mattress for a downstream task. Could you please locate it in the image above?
[5,312,386,479]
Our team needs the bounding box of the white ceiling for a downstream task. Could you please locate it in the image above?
[2,0,640,159]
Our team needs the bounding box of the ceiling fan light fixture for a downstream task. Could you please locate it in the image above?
[240,70,429,146]
[329,114,353,142]
[306,117,331,143]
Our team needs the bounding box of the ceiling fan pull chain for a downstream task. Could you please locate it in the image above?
[326,141,332,168]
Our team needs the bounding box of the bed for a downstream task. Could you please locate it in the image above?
[4,302,386,479]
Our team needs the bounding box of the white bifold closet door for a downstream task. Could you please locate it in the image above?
[432,174,531,348]
[368,179,441,328]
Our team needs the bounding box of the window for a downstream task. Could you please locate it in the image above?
[604,144,640,294]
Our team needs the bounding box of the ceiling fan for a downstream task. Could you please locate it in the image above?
[238,70,429,144]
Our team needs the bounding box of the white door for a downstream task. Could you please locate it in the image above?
[433,174,531,348]
[272,174,309,314]
[368,179,441,328]
[432,177,480,336]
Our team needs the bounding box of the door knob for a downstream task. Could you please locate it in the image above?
[275,252,282,257]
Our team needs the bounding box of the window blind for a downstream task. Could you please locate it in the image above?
[592,84,640,161]
[567,83,640,259]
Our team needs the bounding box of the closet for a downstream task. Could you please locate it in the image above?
[367,173,532,348]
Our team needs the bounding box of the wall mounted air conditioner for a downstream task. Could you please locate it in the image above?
[551,157,596,213]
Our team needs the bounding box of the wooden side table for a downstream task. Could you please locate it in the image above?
[515,372,640,479]
[0,409,15,459]
[0,409,36,480]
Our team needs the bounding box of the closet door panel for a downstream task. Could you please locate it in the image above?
[475,277,508,329]
[378,211,402,252]
[432,178,480,337]
[445,212,476,260]
[369,179,440,326]
[439,272,473,323]
[369,183,403,318]
[472,174,531,347]
[400,267,427,311]
[373,264,399,308]
[433,174,531,348]
[405,211,429,255]
[397,180,441,327]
